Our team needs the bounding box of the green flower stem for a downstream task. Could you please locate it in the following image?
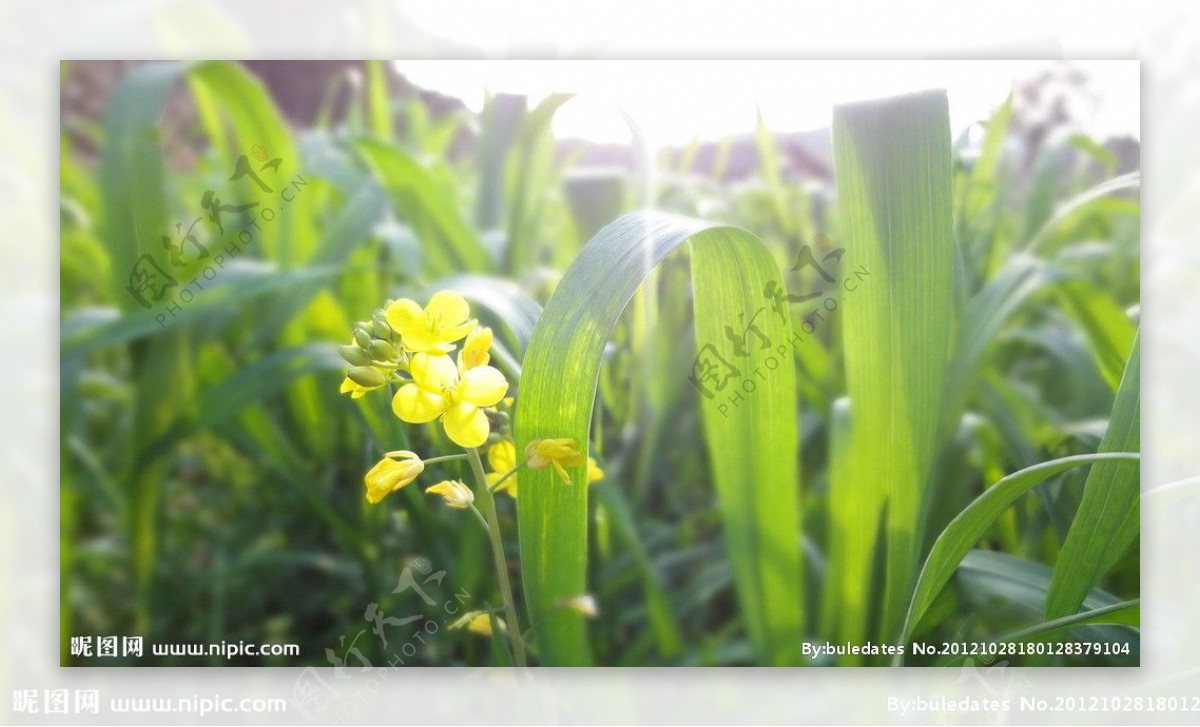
[467,446,528,666]
[421,453,469,465]
[467,504,491,533]
[487,462,527,493]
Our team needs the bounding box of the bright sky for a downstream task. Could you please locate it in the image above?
[393,60,1140,145]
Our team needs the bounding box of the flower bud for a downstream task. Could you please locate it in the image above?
[364,451,424,504]
[339,345,370,366]
[425,479,475,509]
[347,366,387,388]
[368,339,395,362]
[371,319,393,340]
[353,327,371,349]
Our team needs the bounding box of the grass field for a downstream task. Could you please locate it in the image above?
[60,60,1140,666]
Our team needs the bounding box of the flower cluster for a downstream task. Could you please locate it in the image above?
[338,291,508,448]
[338,291,605,508]
[337,290,611,665]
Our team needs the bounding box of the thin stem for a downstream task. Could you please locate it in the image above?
[487,462,527,494]
[420,453,469,465]
[467,504,491,533]
[467,447,527,667]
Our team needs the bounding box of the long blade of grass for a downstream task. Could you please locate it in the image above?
[1045,331,1140,619]
[503,93,573,272]
[98,61,195,632]
[901,452,1140,644]
[61,263,341,357]
[186,61,315,265]
[356,138,493,274]
[365,60,392,139]
[516,211,802,665]
[1055,281,1137,391]
[833,90,955,643]
[821,396,879,664]
[1004,599,1139,643]
[942,254,1049,425]
[1026,172,1140,253]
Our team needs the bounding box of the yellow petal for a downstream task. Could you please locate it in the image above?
[458,365,508,407]
[410,353,459,391]
[458,327,493,371]
[385,298,424,337]
[443,403,489,448]
[486,471,518,498]
[339,376,356,394]
[587,457,605,483]
[426,290,471,328]
[425,479,474,509]
[364,456,424,504]
[525,438,585,468]
[466,613,494,637]
[438,320,477,345]
[392,383,445,423]
[487,440,517,472]
[387,298,445,353]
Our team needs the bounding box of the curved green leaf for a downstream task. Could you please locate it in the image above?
[902,451,1140,643]
[1026,172,1140,253]
[1046,331,1140,618]
[515,211,802,665]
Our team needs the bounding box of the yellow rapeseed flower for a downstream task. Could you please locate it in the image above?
[386,291,476,354]
[525,438,586,484]
[485,440,519,498]
[339,375,373,400]
[425,479,475,509]
[458,326,492,372]
[392,353,508,448]
[449,611,505,637]
[363,451,424,504]
[587,457,605,483]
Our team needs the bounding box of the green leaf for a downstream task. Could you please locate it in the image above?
[833,90,955,643]
[753,109,796,240]
[100,61,182,311]
[356,138,493,274]
[1004,599,1139,643]
[1045,331,1140,619]
[943,254,1049,425]
[1055,281,1137,391]
[365,60,392,139]
[902,452,1140,643]
[186,60,316,265]
[61,263,341,358]
[820,396,880,663]
[504,93,574,272]
[592,476,684,659]
[1026,172,1140,253]
[516,211,802,665]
